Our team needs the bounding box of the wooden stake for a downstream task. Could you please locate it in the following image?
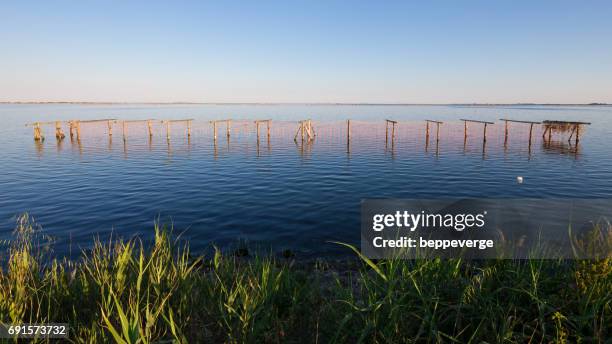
[528,123,534,147]
[187,120,192,137]
[122,121,127,141]
[425,121,430,143]
[166,121,171,140]
[147,120,153,137]
[504,120,508,145]
[108,120,113,136]
[483,123,488,143]
[76,121,81,140]
[267,121,270,139]
[55,121,65,140]
[347,119,351,143]
[213,121,217,140]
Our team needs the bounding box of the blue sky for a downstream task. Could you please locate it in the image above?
[1,1,611,103]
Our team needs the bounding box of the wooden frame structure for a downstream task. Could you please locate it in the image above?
[499,118,541,147]
[26,121,67,141]
[294,120,315,142]
[161,119,194,140]
[254,119,271,141]
[460,119,494,144]
[385,119,397,147]
[425,120,443,144]
[122,119,155,140]
[542,120,591,145]
[210,119,232,140]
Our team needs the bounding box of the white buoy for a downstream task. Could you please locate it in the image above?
[516,176,524,184]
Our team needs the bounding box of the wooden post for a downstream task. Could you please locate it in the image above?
[226,120,231,138]
[464,121,468,141]
[267,121,270,140]
[347,119,351,143]
[69,121,75,139]
[391,122,395,143]
[213,121,217,141]
[166,121,171,140]
[147,120,153,137]
[483,123,488,144]
[256,121,260,140]
[108,120,113,136]
[32,122,43,141]
[504,120,508,145]
[548,127,552,142]
[575,124,580,145]
[122,121,127,141]
[425,121,430,143]
[55,121,65,140]
[385,121,389,147]
[187,120,192,137]
[528,123,534,148]
[436,122,440,143]
[76,121,81,140]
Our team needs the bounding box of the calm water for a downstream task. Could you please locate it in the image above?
[1,104,611,258]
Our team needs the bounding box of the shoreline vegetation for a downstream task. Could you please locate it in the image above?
[0,215,610,343]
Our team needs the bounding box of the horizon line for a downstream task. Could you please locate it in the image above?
[1,101,610,106]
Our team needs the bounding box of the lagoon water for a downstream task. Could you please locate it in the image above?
[1,104,612,258]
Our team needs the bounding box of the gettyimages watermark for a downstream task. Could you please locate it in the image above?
[361,199,612,259]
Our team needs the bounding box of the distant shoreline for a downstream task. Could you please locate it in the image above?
[0,101,609,106]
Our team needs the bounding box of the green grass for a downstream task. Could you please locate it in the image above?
[0,214,610,343]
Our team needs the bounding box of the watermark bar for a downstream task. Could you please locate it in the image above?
[361,199,612,259]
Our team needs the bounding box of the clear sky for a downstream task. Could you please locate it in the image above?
[1,1,611,103]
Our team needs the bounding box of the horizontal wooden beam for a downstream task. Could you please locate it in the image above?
[162,119,194,123]
[426,119,443,124]
[499,118,541,124]
[123,119,154,123]
[542,120,591,125]
[385,119,397,124]
[460,119,495,124]
[78,119,118,123]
